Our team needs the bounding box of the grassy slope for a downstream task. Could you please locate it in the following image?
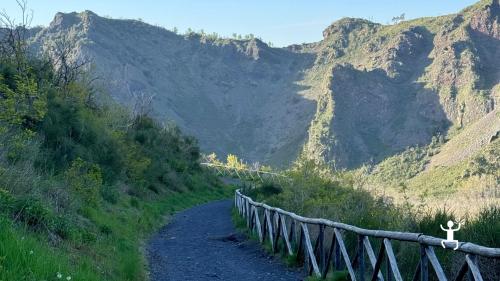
[362,134,498,216]
[0,186,232,281]
[0,115,234,280]
[242,158,499,279]
[429,109,500,168]
[0,35,233,280]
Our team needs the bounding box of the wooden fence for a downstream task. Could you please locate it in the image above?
[235,189,500,281]
[200,162,287,183]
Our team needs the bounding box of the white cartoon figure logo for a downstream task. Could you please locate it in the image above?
[440,220,461,250]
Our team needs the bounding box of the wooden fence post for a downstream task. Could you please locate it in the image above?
[420,244,428,281]
[232,189,498,281]
[318,224,325,275]
[358,235,365,281]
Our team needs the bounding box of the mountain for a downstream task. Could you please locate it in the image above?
[29,12,317,166]
[29,0,499,168]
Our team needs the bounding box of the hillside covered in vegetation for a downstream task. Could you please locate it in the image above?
[0,11,229,280]
[243,155,499,280]
[1,0,498,279]
[27,0,499,171]
[24,1,498,212]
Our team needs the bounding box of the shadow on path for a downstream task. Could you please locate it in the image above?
[148,200,303,281]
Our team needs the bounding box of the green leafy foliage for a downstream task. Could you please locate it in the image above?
[246,156,499,279]
[369,135,443,185]
[66,157,103,205]
[0,71,47,128]
[40,87,123,181]
[0,29,230,281]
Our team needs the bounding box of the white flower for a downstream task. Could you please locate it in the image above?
[57,272,62,279]
[66,276,72,280]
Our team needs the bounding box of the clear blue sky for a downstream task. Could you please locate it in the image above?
[3,0,478,46]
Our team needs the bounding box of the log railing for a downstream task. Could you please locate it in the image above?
[234,189,500,281]
[200,162,287,183]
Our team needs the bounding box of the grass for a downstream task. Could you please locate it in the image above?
[306,271,348,281]
[0,31,238,281]
[232,206,356,281]
[240,155,499,280]
[0,216,97,281]
[1,185,234,281]
[362,139,499,218]
[231,206,279,257]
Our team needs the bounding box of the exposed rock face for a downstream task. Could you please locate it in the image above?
[29,0,499,168]
[303,0,499,168]
[30,11,317,165]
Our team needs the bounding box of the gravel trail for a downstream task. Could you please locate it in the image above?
[147,200,303,281]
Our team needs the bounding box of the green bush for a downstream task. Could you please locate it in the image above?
[0,188,14,213]
[99,224,113,235]
[130,197,140,208]
[40,93,123,182]
[0,22,227,280]
[463,206,500,248]
[66,158,103,205]
[247,157,499,278]
[13,197,52,229]
[100,185,119,204]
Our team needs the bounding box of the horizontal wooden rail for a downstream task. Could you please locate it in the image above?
[234,189,500,280]
[200,162,288,183]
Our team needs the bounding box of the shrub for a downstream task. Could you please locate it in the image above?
[99,224,112,235]
[13,197,52,229]
[0,188,14,213]
[100,185,119,204]
[130,198,140,208]
[40,93,123,182]
[66,158,103,205]
[249,157,500,278]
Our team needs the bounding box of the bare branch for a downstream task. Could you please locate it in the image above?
[122,64,156,126]
[0,0,33,70]
[46,35,92,89]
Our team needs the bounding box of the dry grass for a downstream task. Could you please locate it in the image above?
[429,109,500,168]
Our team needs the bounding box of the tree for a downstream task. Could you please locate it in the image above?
[209,32,219,40]
[0,0,47,128]
[172,27,178,34]
[47,35,91,91]
[204,152,222,165]
[391,13,405,24]
[226,154,247,170]
[0,0,32,72]
[122,64,155,125]
[0,73,46,127]
[226,154,239,169]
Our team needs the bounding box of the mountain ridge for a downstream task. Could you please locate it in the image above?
[28,0,499,169]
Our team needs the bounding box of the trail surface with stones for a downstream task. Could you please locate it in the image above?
[148,199,303,281]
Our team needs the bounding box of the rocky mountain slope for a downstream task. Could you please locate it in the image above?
[29,13,317,166]
[29,0,499,169]
[302,0,499,168]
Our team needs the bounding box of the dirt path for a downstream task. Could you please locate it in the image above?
[147,200,303,281]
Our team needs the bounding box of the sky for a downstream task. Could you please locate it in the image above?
[2,0,478,46]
